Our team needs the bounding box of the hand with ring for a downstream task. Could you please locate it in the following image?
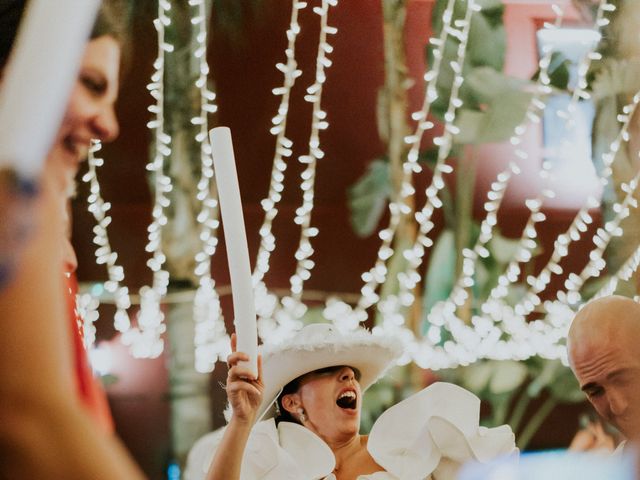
[569,417,617,453]
[225,333,264,426]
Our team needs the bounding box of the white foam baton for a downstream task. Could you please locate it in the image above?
[0,0,100,179]
[209,127,258,378]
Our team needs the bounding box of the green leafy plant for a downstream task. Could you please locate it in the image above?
[429,0,531,142]
[352,0,597,450]
[348,159,392,237]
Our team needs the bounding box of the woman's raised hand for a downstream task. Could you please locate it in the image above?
[226,333,264,425]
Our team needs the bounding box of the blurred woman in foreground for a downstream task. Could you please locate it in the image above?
[0,1,144,477]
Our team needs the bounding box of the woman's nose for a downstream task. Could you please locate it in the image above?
[339,367,355,382]
[93,106,119,143]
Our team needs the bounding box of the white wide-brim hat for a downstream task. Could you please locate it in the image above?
[256,323,404,422]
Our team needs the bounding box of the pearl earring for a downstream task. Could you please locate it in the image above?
[298,409,307,423]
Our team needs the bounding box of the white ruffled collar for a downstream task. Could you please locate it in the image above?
[367,382,517,479]
[184,382,518,480]
[275,421,336,478]
[274,382,517,480]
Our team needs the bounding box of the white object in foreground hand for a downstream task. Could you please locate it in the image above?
[0,0,100,178]
[209,127,258,378]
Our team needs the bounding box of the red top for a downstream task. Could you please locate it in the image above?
[66,272,114,433]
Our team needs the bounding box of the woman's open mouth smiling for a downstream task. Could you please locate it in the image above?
[63,136,90,163]
[336,388,357,410]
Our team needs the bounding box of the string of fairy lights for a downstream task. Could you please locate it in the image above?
[351,0,460,316]
[79,0,640,371]
[516,91,640,317]
[592,243,640,300]
[189,0,228,374]
[481,1,614,308]
[386,0,479,319]
[513,198,598,317]
[76,291,100,350]
[598,93,640,183]
[447,162,518,308]
[288,0,336,300]
[445,2,566,316]
[560,170,640,304]
[558,0,616,123]
[84,141,132,336]
[418,0,625,365]
[256,0,339,345]
[124,0,174,358]
[83,0,175,359]
[252,0,306,286]
[253,0,308,344]
[430,2,567,321]
[326,0,464,332]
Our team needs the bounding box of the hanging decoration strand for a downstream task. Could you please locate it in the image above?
[189,0,229,374]
[513,199,597,316]
[76,291,100,350]
[515,92,640,316]
[83,141,132,333]
[389,0,480,313]
[124,0,175,358]
[253,0,306,286]
[592,244,640,300]
[447,163,518,308]
[484,1,615,306]
[559,170,640,305]
[441,3,566,314]
[513,4,567,154]
[432,96,640,365]
[254,0,337,345]
[443,3,565,317]
[287,0,338,302]
[354,0,459,314]
[558,0,616,123]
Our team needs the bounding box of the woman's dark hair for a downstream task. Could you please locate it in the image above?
[0,0,130,70]
[90,0,130,56]
[274,365,362,426]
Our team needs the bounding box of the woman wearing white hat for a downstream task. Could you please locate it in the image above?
[186,324,517,480]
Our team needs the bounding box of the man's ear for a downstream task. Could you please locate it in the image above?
[281,393,301,415]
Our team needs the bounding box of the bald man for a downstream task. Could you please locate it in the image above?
[567,295,640,445]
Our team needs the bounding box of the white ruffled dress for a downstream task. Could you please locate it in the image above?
[185,382,517,480]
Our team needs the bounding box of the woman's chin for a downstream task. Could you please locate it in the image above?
[47,143,81,178]
[335,403,360,419]
[337,409,361,433]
